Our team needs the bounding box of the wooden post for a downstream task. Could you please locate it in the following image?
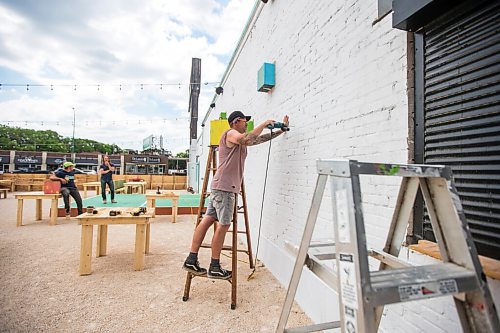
[96,225,108,257]
[35,199,42,220]
[145,223,151,254]
[50,198,58,226]
[16,199,23,227]
[172,197,178,223]
[134,224,146,270]
[79,224,93,275]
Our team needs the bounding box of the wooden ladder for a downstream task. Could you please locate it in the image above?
[182,145,254,309]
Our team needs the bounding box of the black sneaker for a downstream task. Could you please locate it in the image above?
[183,260,207,276]
[207,265,232,280]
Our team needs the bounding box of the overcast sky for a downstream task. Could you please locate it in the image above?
[0,0,254,154]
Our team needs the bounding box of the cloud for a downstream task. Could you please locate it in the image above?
[0,0,254,154]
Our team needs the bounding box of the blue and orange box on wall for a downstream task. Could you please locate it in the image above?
[210,113,254,146]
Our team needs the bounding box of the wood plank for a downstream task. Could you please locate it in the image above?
[96,225,108,257]
[16,199,23,227]
[79,224,93,275]
[410,240,500,280]
[50,198,58,226]
[134,224,146,271]
[35,199,42,220]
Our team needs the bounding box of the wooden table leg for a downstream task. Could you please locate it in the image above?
[49,198,58,225]
[145,223,150,254]
[35,199,42,220]
[84,187,88,199]
[134,224,146,270]
[172,199,178,223]
[80,224,93,275]
[16,199,23,227]
[96,225,108,257]
[147,199,156,218]
[96,186,100,195]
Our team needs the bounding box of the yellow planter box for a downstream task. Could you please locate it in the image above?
[210,119,254,146]
[210,119,230,146]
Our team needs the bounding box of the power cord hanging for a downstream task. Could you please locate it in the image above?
[248,129,274,280]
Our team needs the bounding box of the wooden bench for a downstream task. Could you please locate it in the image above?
[15,192,60,226]
[0,188,8,199]
[82,182,100,198]
[114,180,126,193]
[14,182,44,192]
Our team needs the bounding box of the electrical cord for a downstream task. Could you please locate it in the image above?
[248,129,274,280]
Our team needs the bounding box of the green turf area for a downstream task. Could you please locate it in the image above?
[60,194,208,208]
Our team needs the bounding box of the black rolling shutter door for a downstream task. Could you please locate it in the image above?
[423,1,500,259]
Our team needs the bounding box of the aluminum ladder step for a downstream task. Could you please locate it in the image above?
[370,263,478,306]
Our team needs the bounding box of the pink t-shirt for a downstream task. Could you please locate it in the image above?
[211,129,247,193]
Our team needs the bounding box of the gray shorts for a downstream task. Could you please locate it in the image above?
[205,189,236,225]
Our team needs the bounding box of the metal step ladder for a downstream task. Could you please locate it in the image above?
[182,145,254,309]
[276,159,500,333]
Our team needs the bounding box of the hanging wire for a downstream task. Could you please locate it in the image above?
[0,81,220,91]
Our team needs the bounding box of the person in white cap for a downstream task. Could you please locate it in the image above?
[50,161,83,216]
[183,110,289,280]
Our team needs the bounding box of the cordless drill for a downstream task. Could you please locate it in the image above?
[266,122,290,131]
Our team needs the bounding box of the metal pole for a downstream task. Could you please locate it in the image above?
[72,107,76,154]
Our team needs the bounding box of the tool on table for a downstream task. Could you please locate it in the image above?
[86,206,95,215]
[109,210,121,216]
[130,207,146,216]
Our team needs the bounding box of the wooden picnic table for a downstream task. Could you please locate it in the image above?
[0,179,14,192]
[82,181,101,198]
[15,192,60,226]
[145,192,180,222]
[75,207,153,275]
[124,181,146,194]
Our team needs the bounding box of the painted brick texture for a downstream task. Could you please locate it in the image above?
[196,0,499,331]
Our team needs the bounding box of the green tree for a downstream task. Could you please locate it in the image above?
[0,125,123,153]
[175,149,189,158]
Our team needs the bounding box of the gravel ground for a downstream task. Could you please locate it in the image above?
[0,191,312,332]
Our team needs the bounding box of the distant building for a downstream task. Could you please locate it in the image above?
[0,150,169,175]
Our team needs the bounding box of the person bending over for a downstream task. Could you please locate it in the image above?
[183,110,289,279]
[99,155,116,204]
[50,161,83,216]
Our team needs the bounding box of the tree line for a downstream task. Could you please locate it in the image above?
[0,125,122,154]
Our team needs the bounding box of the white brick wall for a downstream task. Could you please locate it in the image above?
[196,0,499,331]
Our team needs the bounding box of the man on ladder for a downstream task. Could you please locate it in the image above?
[182,110,289,280]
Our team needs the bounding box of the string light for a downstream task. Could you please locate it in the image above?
[0,81,219,91]
[0,117,189,126]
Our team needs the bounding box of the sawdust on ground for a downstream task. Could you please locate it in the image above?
[0,191,312,332]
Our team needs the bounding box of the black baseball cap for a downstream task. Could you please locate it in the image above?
[228,111,251,124]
